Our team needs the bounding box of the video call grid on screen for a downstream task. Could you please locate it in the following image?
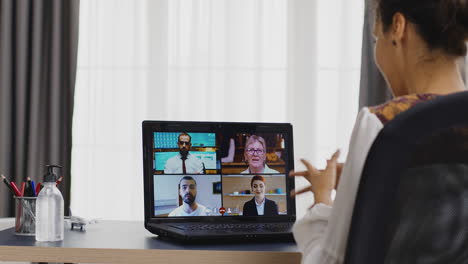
[152,131,290,217]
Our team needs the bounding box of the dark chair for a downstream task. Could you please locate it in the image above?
[344,91,468,264]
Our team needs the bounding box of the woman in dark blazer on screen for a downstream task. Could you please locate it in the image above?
[243,175,279,216]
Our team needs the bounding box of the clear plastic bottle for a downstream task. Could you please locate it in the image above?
[35,165,64,241]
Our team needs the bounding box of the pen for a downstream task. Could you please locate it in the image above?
[10,182,23,197]
[1,174,16,196]
[26,177,32,197]
[30,180,36,197]
[36,182,41,195]
[56,176,63,187]
[20,182,26,196]
[24,181,30,197]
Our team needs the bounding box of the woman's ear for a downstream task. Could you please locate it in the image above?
[391,12,407,45]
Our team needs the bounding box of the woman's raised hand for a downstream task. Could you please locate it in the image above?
[289,150,340,207]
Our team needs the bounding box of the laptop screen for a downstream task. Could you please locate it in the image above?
[143,121,295,219]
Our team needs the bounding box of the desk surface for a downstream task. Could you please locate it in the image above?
[0,219,301,264]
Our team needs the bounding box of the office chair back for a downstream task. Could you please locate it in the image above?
[344,91,468,264]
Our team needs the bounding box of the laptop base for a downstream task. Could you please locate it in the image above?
[147,222,294,242]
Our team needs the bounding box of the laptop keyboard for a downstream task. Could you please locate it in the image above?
[169,222,293,232]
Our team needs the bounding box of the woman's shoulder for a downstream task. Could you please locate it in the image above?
[368,93,441,125]
[263,165,279,174]
[244,198,255,205]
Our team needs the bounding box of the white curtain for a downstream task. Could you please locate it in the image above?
[72,0,364,220]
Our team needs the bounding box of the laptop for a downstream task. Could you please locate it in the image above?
[142,121,296,241]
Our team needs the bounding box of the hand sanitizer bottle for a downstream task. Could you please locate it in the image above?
[36,165,64,241]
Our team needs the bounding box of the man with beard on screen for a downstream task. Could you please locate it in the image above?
[169,176,208,216]
[164,133,204,174]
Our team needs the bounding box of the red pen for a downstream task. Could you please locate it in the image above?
[56,176,63,187]
[36,182,41,195]
[20,182,26,196]
[10,182,23,197]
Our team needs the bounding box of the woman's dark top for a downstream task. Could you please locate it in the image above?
[242,197,279,216]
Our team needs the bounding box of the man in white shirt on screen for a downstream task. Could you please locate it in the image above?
[164,133,204,174]
[169,176,207,216]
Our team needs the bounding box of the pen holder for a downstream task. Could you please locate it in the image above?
[14,197,36,236]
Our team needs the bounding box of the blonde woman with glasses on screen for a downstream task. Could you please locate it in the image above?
[290,0,468,263]
[241,135,279,174]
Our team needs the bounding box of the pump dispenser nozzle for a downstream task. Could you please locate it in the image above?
[44,165,62,182]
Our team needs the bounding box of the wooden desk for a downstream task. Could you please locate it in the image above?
[0,219,301,264]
